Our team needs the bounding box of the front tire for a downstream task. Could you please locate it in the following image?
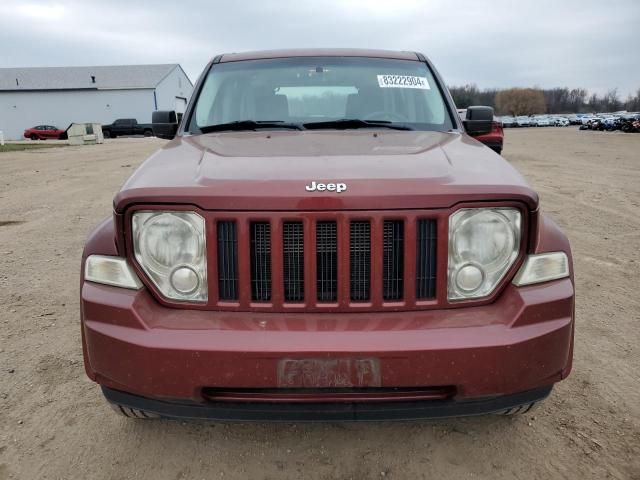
[109,402,159,419]
[495,400,541,415]
[30,134,38,141]
[143,129,153,137]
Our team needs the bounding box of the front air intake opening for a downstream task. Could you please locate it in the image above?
[416,219,437,299]
[316,221,338,302]
[383,220,404,300]
[250,222,272,301]
[350,221,371,301]
[202,385,457,403]
[283,221,304,302]
[217,221,239,300]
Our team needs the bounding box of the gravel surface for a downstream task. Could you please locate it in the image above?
[0,130,638,479]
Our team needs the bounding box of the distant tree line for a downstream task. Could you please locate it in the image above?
[449,84,640,115]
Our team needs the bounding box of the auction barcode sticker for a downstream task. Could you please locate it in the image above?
[377,75,430,89]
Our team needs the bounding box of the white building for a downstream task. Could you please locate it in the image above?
[0,64,193,140]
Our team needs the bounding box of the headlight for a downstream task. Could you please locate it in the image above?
[132,211,207,301]
[448,208,521,300]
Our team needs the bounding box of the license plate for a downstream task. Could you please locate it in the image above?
[277,358,381,388]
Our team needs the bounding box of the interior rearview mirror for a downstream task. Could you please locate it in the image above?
[463,106,494,136]
[152,110,178,140]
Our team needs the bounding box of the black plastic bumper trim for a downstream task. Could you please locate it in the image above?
[101,385,553,422]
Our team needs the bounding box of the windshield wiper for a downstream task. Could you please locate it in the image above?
[303,119,414,131]
[199,120,303,133]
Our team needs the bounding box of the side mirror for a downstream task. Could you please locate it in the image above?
[463,106,494,136]
[152,110,178,140]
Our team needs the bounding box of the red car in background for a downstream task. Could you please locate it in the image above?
[23,125,66,140]
[458,109,504,154]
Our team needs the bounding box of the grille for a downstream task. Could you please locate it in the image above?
[250,222,271,301]
[316,221,338,302]
[416,219,437,299]
[213,214,438,308]
[383,220,404,300]
[350,221,371,301]
[283,222,304,301]
[217,221,238,300]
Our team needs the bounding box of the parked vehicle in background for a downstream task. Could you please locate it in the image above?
[23,125,66,140]
[581,115,598,125]
[516,116,531,127]
[458,109,504,154]
[477,119,504,153]
[602,117,621,131]
[554,117,570,127]
[621,117,640,132]
[501,116,516,127]
[580,113,640,133]
[532,116,551,127]
[580,118,604,131]
[101,118,153,138]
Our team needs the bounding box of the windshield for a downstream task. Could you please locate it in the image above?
[188,57,454,132]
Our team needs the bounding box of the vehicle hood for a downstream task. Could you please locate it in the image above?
[114,131,538,212]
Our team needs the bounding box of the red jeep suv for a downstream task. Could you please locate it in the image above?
[81,49,574,421]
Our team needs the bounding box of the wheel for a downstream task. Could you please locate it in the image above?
[495,400,541,416]
[109,402,159,419]
[30,134,38,140]
[143,129,153,137]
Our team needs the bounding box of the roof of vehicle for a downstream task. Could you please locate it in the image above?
[218,49,421,63]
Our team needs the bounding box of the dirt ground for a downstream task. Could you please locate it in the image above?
[1,129,639,480]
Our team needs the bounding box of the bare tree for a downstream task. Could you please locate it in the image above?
[448,85,638,114]
[495,88,546,115]
[567,88,588,113]
[604,89,621,112]
[624,89,640,111]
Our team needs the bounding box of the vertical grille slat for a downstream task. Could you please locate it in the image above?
[383,220,404,300]
[350,221,371,301]
[416,219,437,299]
[250,222,271,301]
[217,221,238,300]
[316,221,338,302]
[283,222,304,302]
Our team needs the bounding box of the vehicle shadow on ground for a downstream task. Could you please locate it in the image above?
[104,413,528,476]
[116,412,523,448]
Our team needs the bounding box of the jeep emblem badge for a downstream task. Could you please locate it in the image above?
[305,181,347,193]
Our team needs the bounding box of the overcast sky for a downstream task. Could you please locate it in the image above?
[2,0,639,97]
